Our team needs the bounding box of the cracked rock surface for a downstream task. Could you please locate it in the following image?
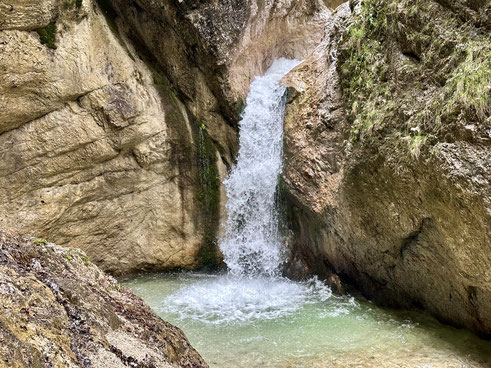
[0,0,205,274]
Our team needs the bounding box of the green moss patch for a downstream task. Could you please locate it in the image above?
[339,0,491,159]
[196,125,221,268]
[441,41,491,121]
[339,0,390,142]
[36,23,57,50]
[79,253,90,266]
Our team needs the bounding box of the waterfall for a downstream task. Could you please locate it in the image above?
[163,59,332,326]
[220,58,301,277]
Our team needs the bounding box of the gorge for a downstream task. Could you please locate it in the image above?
[1,0,490,367]
[121,57,491,367]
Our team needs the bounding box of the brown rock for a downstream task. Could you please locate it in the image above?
[0,231,207,367]
[282,0,491,337]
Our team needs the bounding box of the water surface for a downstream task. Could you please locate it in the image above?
[121,272,491,368]
[121,58,491,368]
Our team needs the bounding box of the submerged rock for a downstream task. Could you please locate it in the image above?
[282,0,491,337]
[0,232,207,367]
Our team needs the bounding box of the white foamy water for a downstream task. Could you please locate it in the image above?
[164,275,333,325]
[123,61,491,368]
[123,273,491,368]
[220,58,301,277]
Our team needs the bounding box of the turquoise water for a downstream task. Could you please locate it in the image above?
[121,272,491,368]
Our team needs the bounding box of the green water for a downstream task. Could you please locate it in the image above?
[121,273,491,368]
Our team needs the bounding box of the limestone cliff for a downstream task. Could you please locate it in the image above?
[0,0,329,274]
[0,232,207,367]
[282,0,491,337]
[0,0,209,274]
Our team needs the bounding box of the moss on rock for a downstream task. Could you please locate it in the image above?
[195,124,221,269]
[339,0,491,160]
[282,0,491,338]
[35,22,57,50]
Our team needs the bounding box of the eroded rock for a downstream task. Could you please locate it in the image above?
[0,232,207,367]
[282,0,491,337]
[0,0,209,274]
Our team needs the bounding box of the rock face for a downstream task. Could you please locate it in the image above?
[106,0,337,158]
[0,232,207,367]
[0,0,329,274]
[0,0,207,274]
[282,0,491,337]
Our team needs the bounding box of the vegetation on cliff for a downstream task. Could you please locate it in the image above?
[340,0,490,161]
[36,22,57,49]
[282,0,491,338]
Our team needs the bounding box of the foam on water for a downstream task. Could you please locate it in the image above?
[164,276,333,326]
[123,273,491,368]
[161,59,336,326]
[124,61,491,368]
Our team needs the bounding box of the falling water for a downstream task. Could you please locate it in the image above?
[220,58,301,277]
[155,59,333,326]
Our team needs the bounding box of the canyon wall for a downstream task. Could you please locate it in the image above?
[3,0,489,341]
[0,0,330,274]
[282,0,491,337]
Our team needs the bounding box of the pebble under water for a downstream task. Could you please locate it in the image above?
[121,272,491,368]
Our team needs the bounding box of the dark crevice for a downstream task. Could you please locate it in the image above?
[402,50,421,62]
[35,21,58,50]
[109,345,157,368]
[399,217,433,257]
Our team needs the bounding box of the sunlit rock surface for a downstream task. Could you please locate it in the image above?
[0,0,205,274]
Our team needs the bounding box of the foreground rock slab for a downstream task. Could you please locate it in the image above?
[0,232,207,368]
